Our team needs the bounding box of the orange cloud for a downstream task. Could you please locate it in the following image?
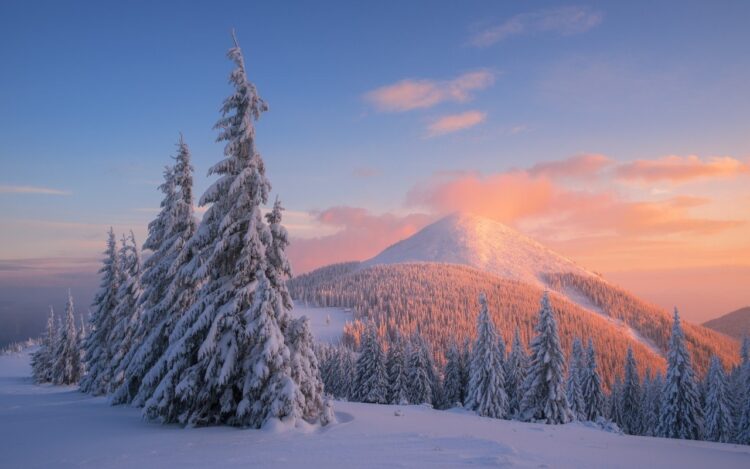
[528,153,612,179]
[364,71,494,112]
[615,155,749,183]
[287,207,433,274]
[426,110,486,137]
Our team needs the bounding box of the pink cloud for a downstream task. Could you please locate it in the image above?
[615,155,749,183]
[287,207,433,274]
[426,110,487,137]
[0,185,70,195]
[364,71,494,112]
[528,153,612,179]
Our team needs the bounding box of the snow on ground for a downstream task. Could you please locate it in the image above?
[2,351,749,468]
[290,304,352,344]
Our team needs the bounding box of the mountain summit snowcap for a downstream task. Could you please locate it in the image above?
[364,212,597,287]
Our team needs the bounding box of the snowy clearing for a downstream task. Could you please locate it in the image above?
[289,304,352,344]
[2,350,749,468]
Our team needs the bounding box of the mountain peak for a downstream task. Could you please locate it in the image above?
[364,212,595,287]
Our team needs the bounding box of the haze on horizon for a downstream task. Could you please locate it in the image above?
[1,0,749,343]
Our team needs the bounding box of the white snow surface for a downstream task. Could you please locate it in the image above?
[3,350,749,468]
[364,213,596,288]
[289,304,352,344]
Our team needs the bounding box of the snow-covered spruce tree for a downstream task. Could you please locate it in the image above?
[78,314,87,376]
[31,306,57,383]
[505,328,528,418]
[442,342,464,408]
[147,35,325,428]
[466,293,508,419]
[619,347,642,435]
[609,376,623,426]
[581,339,606,421]
[565,338,585,421]
[406,335,433,405]
[136,144,200,410]
[107,231,143,394]
[422,337,442,407]
[80,228,121,395]
[703,356,734,443]
[519,291,572,424]
[642,372,663,436]
[333,345,356,400]
[735,351,750,444]
[286,316,333,425]
[52,290,83,385]
[353,321,388,404]
[657,308,703,440]
[386,334,409,405]
[114,140,198,406]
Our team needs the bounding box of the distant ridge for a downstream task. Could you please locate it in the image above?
[704,306,750,340]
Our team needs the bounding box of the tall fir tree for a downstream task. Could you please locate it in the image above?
[442,342,464,407]
[504,328,528,418]
[581,339,606,421]
[466,293,508,419]
[353,321,388,404]
[107,232,143,394]
[735,344,750,444]
[80,228,121,395]
[657,308,704,440]
[519,292,572,424]
[619,347,642,435]
[386,334,409,405]
[703,356,734,443]
[565,338,586,421]
[31,306,57,383]
[112,140,196,405]
[406,335,434,405]
[286,316,333,424]
[52,291,83,385]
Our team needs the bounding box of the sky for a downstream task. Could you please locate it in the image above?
[1,0,749,341]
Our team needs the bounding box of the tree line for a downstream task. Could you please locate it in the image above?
[318,291,750,444]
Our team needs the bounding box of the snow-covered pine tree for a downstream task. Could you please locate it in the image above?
[421,337,442,408]
[31,306,57,383]
[619,347,642,435]
[286,316,333,425]
[519,291,572,424]
[581,339,606,421]
[111,157,182,404]
[107,231,143,394]
[643,372,663,436]
[505,328,528,418]
[442,342,464,408]
[80,228,121,395]
[460,339,471,405]
[134,140,199,410]
[333,345,356,400]
[735,343,750,444]
[353,321,388,404]
[657,308,704,440]
[78,314,87,376]
[565,338,586,421]
[406,335,433,405]
[52,290,83,385]
[609,376,623,427]
[145,34,318,428]
[466,293,508,419]
[386,334,409,405]
[703,356,734,443]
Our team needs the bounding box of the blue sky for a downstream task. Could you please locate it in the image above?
[1,1,750,331]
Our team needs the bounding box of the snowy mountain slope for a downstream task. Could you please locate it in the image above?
[290,214,740,378]
[364,212,597,288]
[2,351,749,468]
